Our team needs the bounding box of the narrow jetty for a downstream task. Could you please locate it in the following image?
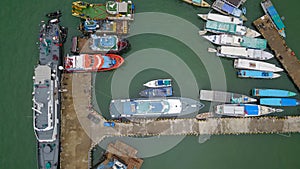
[253,15,300,91]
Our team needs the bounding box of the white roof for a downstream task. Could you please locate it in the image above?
[220,46,247,56]
[34,65,51,84]
[118,2,128,13]
[223,105,244,115]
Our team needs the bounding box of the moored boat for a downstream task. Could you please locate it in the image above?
[139,87,173,97]
[110,97,204,118]
[182,0,210,7]
[237,70,280,79]
[199,20,260,38]
[214,104,283,117]
[197,13,243,25]
[46,10,62,19]
[234,59,283,72]
[89,34,130,54]
[143,79,172,88]
[261,0,286,38]
[209,46,273,60]
[200,90,257,103]
[64,53,124,72]
[252,88,297,97]
[203,34,267,50]
[106,1,135,20]
[212,0,246,20]
[260,98,300,106]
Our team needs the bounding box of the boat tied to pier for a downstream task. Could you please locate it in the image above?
[139,87,173,97]
[212,0,247,20]
[199,20,260,38]
[199,90,257,104]
[89,34,130,54]
[182,0,210,8]
[208,46,274,60]
[260,98,300,107]
[143,79,172,88]
[234,59,283,72]
[237,70,280,79]
[197,13,243,25]
[110,97,204,119]
[214,104,283,117]
[203,34,267,50]
[261,0,286,38]
[33,14,67,169]
[64,53,124,72]
[252,88,297,97]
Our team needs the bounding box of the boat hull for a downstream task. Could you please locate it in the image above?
[199,90,257,103]
[252,88,297,97]
[139,87,173,97]
[234,59,283,72]
[260,98,300,106]
[237,70,280,79]
[143,79,172,88]
[182,0,210,7]
[110,97,204,119]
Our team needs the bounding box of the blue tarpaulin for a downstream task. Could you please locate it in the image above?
[244,105,259,115]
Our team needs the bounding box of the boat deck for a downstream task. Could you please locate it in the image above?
[253,15,300,91]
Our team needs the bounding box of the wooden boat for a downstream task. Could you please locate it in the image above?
[234,59,283,72]
[237,70,281,79]
[182,0,210,8]
[252,88,297,97]
[143,79,172,88]
[208,46,274,60]
[260,98,300,106]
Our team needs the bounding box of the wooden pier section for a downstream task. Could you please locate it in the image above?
[60,73,300,168]
[253,15,300,91]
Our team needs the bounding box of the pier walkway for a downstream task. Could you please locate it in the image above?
[253,15,300,91]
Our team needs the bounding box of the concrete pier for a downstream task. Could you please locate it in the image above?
[253,15,300,91]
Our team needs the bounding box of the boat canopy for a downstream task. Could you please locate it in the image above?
[244,105,259,115]
[192,0,202,3]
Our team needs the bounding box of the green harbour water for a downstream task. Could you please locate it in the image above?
[1,0,300,168]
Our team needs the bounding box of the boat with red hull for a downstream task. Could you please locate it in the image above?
[64,53,124,72]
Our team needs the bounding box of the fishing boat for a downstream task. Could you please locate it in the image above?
[252,88,297,97]
[212,0,246,20]
[237,70,280,79]
[209,46,273,60]
[83,19,99,32]
[109,97,204,118]
[196,112,214,120]
[214,104,283,117]
[139,87,173,97]
[197,13,243,25]
[89,34,130,54]
[199,20,260,38]
[34,15,67,169]
[64,53,124,72]
[260,98,300,106]
[234,59,283,72]
[199,90,257,103]
[143,79,172,88]
[223,0,246,8]
[182,0,210,8]
[202,34,267,50]
[261,0,286,37]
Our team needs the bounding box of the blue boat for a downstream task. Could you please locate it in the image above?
[260,98,300,106]
[83,20,99,32]
[261,0,286,37]
[252,88,297,97]
[139,87,173,97]
[212,0,244,18]
[237,70,280,79]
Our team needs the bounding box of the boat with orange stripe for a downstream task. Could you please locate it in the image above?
[64,53,124,72]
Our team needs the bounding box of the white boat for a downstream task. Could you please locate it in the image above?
[214,104,283,117]
[199,20,260,38]
[234,59,284,72]
[202,34,267,50]
[208,46,274,60]
[143,79,172,88]
[197,13,243,25]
